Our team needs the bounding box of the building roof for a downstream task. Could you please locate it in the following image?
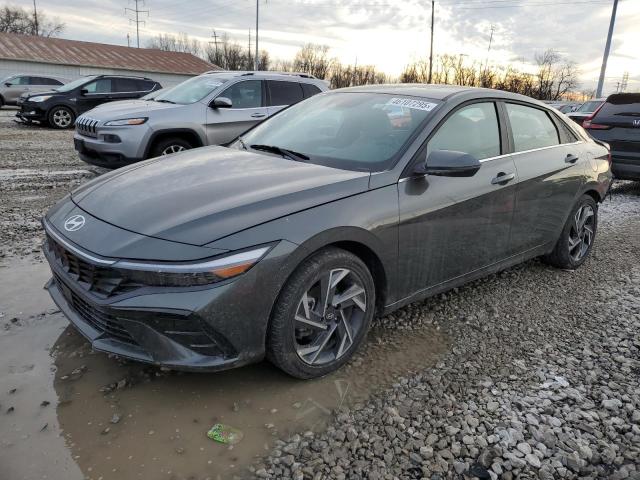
[0,32,218,76]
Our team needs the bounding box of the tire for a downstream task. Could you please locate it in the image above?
[267,247,376,379]
[48,106,75,129]
[0,96,4,108]
[543,194,598,269]
[150,137,193,157]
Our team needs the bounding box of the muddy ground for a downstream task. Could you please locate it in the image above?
[0,107,639,480]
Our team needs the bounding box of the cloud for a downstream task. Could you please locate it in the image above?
[11,0,640,93]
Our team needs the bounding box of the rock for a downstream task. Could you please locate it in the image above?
[110,413,121,424]
[602,399,623,410]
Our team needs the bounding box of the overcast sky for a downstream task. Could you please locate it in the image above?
[12,0,640,95]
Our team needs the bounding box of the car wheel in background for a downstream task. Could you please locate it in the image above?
[150,137,193,157]
[543,194,598,270]
[48,106,75,129]
[267,247,375,379]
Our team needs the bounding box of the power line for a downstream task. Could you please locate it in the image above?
[125,0,149,48]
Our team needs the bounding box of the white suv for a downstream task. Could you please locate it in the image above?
[73,71,329,168]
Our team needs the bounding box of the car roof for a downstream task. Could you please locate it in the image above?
[333,83,547,104]
[203,70,326,83]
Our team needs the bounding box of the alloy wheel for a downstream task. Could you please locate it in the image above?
[53,109,72,128]
[294,268,367,366]
[568,204,595,263]
[162,144,186,155]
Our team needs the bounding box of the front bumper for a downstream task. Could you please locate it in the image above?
[74,126,148,169]
[16,103,47,123]
[42,222,298,371]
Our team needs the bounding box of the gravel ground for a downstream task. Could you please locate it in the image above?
[0,108,105,258]
[252,183,640,480]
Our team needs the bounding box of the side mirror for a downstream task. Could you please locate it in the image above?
[415,150,481,177]
[212,97,232,109]
[4,82,12,87]
[80,88,89,95]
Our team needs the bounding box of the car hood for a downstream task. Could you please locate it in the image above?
[84,100,181,119]
[24,90,62,100]
[71,146,371,246]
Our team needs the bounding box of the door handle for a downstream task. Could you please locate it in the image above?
[251,113,266,118]
[565,154,579,164]
[491,172,515,185]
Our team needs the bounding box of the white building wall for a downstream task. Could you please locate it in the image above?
[0,59,196,88]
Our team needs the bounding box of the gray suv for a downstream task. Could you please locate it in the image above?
[0,74,67,107]
[74,71,329,168]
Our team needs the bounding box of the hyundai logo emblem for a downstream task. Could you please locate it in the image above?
[64,214,86,232]
[634,119,640,127]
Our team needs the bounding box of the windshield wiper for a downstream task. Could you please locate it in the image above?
[250,144,310,162]
[155,99,175,104]
[237,136,248,150]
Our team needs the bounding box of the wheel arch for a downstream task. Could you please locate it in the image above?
[281,227,391,315]
[144,129,205,158]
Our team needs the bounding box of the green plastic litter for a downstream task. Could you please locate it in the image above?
[207,423,244,445]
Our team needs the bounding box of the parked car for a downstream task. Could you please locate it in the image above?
[73,70,328,168]
[557,103,580,114]
[42,85,611,378]
[568,98,606,125]
[0,74,67,107]
[16,75,161,129]
[582,93,640,181]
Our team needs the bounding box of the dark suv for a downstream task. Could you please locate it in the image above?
[583,93,640,181]
[16,74,161,129]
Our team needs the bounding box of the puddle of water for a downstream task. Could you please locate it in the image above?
[0,258,449,480]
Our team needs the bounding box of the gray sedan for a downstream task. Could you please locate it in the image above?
[42,85,612,379]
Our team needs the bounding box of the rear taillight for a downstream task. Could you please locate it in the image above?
[607,150,612,165]
[582,103,610,130]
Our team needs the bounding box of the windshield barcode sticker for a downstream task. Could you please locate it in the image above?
[387,98,438,112]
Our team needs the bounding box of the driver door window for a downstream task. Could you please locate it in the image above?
[83,79,112,94]
[427,102,501,161]
[220,80,263,109]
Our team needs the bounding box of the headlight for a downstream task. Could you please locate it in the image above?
[29,95,52,102]
[104,117,148,126]
[112,246,272,287]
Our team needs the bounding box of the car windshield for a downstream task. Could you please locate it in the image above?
[55,76,97,93]
[237,92,440,172]
[154,75,229,104]
[576,100,602,113]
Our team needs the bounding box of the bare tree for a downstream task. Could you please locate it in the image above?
[0,5,64,37]
[147,33,201,56]
[293,44,333,79]
[533,49,578,101]
[204,32,269,70]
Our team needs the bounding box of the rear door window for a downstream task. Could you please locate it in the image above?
[427,102,501,160]
[301,83,322,99]
[267,81,304,106]
[138,80,156,92]
[506,103,559,152]
[114,78,139,93]
[84,78,113,94]
[30,77,63,86]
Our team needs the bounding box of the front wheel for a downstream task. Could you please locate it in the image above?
[543,194,598,269]
[150,137,193,158]
[267,248,375,379]
[48,106,75,129]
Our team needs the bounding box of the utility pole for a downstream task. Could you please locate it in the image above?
[32,0,39,35]
[125,0,149,48]
[127,33,131,47]
[248,29,252,69]
[621,71,629,92]
[254,0,259,70]
[483,24,495,78]
[428,0,435,84]
[596,0,619,98]
[209,30,220,65]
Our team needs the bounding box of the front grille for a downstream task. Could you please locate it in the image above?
[54,273,138,345]
[46,234,142,298]
[76,116,99,137]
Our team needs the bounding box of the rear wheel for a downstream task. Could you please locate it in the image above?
[48,106,75,129]
[150,137,193,158]
[543,194,598,269]
[267,248,375,379]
